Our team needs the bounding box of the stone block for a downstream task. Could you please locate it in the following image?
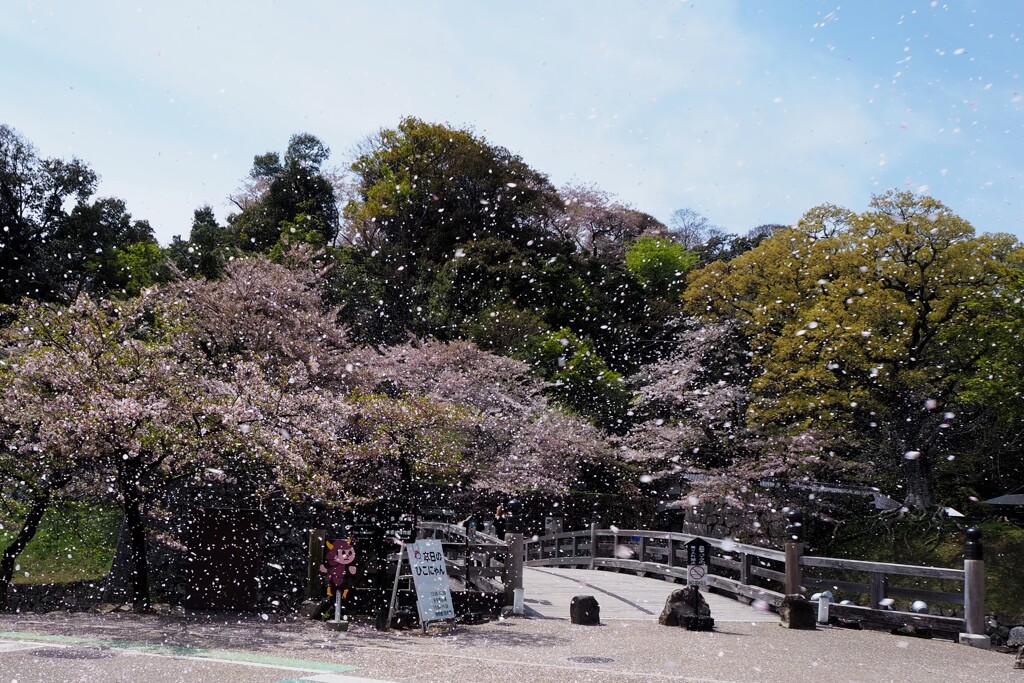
[570,595,600,625]
[682,615,715,631]
[891,624,932,639]
[780,595,816,630]
[958,633,992,650]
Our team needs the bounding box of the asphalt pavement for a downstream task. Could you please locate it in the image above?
[0,566,1019,683]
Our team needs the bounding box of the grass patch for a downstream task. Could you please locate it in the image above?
[0,503,121,584]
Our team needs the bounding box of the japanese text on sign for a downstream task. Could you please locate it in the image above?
[407,539,455,623]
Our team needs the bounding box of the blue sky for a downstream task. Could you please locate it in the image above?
[2,1,1022,244]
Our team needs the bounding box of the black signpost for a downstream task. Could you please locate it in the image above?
[349,507,419,626]
[685,537,711,567]
[465,517,477,588]
[685,537,711,617]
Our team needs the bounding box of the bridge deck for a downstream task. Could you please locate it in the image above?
[522,566,778,622]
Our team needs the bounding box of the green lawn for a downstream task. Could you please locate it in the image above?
[0,503,121,584]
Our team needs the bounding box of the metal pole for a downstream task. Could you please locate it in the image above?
[385,542,405,631]
[964,527,985,635]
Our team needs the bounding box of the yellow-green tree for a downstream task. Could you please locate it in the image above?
[684,191,1022,508]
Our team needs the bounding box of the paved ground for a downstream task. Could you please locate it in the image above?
[0,568,1018,682]
[521,567,777,622]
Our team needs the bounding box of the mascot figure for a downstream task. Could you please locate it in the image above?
[320,538,358,598]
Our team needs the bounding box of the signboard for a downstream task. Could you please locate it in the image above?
[685,537,711,587]
[407,539,455,625]
[385,514,417,544]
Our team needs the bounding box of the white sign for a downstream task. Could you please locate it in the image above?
[407,539,455,624]
[687,563,708,587]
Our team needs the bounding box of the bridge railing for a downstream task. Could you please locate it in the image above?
[523,524,972,634]
[418,521,510,590]
[524,527,788,607]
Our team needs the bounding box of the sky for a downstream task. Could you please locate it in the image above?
[2,0,1023,244]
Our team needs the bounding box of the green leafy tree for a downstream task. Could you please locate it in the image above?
[344,117,561,259]
[229,133,340,251]
[167,206,235,280]
[0,125,164,305]
[519,328,633,432]
[625,236,698,297]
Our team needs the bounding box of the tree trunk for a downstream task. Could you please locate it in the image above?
[0,491,50,611]
[903,453,935,511]
[122,488,151,612]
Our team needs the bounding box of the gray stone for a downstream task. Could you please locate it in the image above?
[298,598,330,619]
[891,624,932,639]
[1007,625,1024,648]
[658,587,713,630]
[779,595,816,630]
[570,595,600,625]
[1015,645,1024,670]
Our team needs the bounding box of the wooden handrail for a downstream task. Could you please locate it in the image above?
[799,555,964,581]
[522,526,967,621]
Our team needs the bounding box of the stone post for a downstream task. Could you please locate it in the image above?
[503,498,524,611]
[784,509,803,596]
[504,533,524,610]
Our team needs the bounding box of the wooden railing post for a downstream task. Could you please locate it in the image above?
[868,571,888,608]
[306,529,326,599]
[784,509,804,595]
[666,536,674,569]
[739,552,752,586]
[589,522,598,570]
[638,534,646,563]
[963,527,985,636]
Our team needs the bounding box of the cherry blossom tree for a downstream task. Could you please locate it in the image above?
[554,183,665,261]
[623,321,752,471]
[344,339,613,494]
[0,294,235,609]
[167,251,351,384]
[622,320,860,538]
[0,261,349,610]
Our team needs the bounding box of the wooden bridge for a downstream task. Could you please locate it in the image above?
[415,520,982,636]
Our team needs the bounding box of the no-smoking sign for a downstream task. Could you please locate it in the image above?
[687,563,708,586]
[685,537,711,587]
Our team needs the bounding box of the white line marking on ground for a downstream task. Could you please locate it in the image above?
[303,674,400,683]
[0,639,60,653]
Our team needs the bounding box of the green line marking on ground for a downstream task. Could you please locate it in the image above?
[0,631,359,674]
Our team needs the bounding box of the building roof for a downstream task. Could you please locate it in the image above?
[982,494,1024,506]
